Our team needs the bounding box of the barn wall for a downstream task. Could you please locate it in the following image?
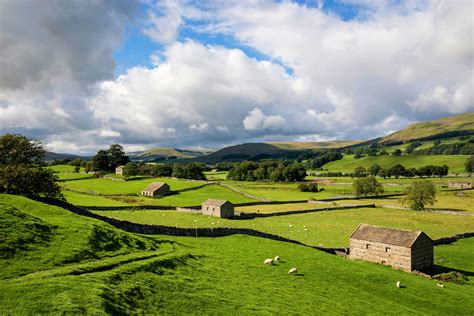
[411,235,433,272]
[349,239,412,272]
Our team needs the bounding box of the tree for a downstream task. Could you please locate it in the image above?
[368,164,382,176]
[123,162,139,179]
[402,180,436,211]
[108,144,129,169]
[353,166,367,178]
[91,150,110,172]
[392,149,402,156]
[465,155,474,173]
[0,134,63,200]
[389,164,406,179]
[353,176,384,197]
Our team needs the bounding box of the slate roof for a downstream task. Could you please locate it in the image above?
[142,182,168,192]
[350,224,431,248]
[202,199,231,207]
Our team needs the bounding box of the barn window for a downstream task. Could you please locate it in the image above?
[366,244,371,249]
[385,247,391,253]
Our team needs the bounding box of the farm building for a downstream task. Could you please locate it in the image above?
[115,165,125,175]
[141,182,170,197]
[201,199,234,218]
[448,180,472,189]
[349,224,433,273]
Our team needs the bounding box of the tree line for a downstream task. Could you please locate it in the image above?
[121,162,206,181]
[227,161,306,182]
[352,164,450,178]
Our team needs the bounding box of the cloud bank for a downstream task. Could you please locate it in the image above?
[0,0,472,153]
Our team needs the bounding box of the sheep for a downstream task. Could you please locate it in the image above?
[264,258,273,265]
[396,281,401,288]
[274,256,280,262]
[288,268,297,274]
[437,283,445,288]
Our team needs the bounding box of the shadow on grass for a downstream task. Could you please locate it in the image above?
[432,264,474,277]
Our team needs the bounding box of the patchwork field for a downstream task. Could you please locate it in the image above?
[1,194,473,315]
[322,155,469,173]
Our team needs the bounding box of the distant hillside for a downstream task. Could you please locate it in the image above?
[129,147,214,161]
[194,143,290,163]
[379,112,474,144]
[266,140,362,150]
[44,151,90,161]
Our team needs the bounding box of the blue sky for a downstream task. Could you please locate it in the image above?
[0,0,471,153]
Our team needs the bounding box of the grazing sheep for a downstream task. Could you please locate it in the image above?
[437,283,445,288]
[396,281,401,288]
[264,258,273,265]
[288,268,297,274]
[274,256,280,262]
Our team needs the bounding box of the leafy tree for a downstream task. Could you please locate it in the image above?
[108,144,129,169]
[74,166,80,173]
[378,150,389,156]
[389,164,406,178]
[0,134,45,165]
[123,162,139,179]
[392,149,402,156]
[91,150,110,171]
[298,182,318,192]
[0,134,63,200]
[402,180,436,211]
[353,166,367,178]
[368,164,382,176]
[353,176,384,197]
[465,155,474,173]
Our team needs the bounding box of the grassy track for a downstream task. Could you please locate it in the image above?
[323,154,469,173]
[1,194,473,314]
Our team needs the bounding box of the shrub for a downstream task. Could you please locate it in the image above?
[298,182,318,192]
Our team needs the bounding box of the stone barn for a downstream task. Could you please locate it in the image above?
[115,165,125,175]
[201,199,234,218]
[141,182,170,197]
[448,180,472,189]
[349,224,433,273]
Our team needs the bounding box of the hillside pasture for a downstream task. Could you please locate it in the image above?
[322,154,469,173]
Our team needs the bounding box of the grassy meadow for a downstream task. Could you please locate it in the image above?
[322,154,469,173]
[1,194,473,315]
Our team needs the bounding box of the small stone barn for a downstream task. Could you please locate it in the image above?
[201,199,234,218]
[349,224,433,273]
[115,165,125,175]
[141,182,170,197]
[448,180,472,189]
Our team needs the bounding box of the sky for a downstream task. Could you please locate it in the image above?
[0,0,472,154]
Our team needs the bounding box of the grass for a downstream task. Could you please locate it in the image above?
[96,206,474,248]
[1,194,473,314]
[56,172,94,181]
[323,154,469,173]
[61,177,207,195]
[48,165,84,172]
[63,191,132,206]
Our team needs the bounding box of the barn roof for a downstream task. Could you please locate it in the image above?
[143,182,168,192]
[350,224,430,248]
[202,199,231,207]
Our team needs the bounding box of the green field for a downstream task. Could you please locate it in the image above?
[96,206,474,248]
[323,154,469,173]
[1,194,473,314]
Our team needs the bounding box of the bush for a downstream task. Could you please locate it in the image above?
[93,171,106,178]
[298,182,319,192]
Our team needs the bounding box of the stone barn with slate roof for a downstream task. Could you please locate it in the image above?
[201,199,234,218]
[447,180,472,189]
[349,224,433,273]
[141,182,170,197]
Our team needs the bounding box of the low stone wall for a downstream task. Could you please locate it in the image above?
[313,193,405,202]
[175,183,214,193]
[62,188,138,197]
[218,183,270,202]
[82,205,174,211]
[176,207,201,213]
[33,197,344,255]
[433,232,474,245]
[238,204,375,219]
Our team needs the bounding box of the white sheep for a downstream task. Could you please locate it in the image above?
[264,258,273,265]
[396,281,401,288]
[274,256,280,262]
[288,267,297,274]
[437,283,445,288]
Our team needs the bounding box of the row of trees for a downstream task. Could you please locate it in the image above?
[90,144,129,172]
[353,164,449,179]
[227,161,306,182]
[0,134,63,199]
[121,162,206,180]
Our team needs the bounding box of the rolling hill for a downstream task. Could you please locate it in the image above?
[128,147,214,161]
[379,112,474,145]
[266,140,362,150]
